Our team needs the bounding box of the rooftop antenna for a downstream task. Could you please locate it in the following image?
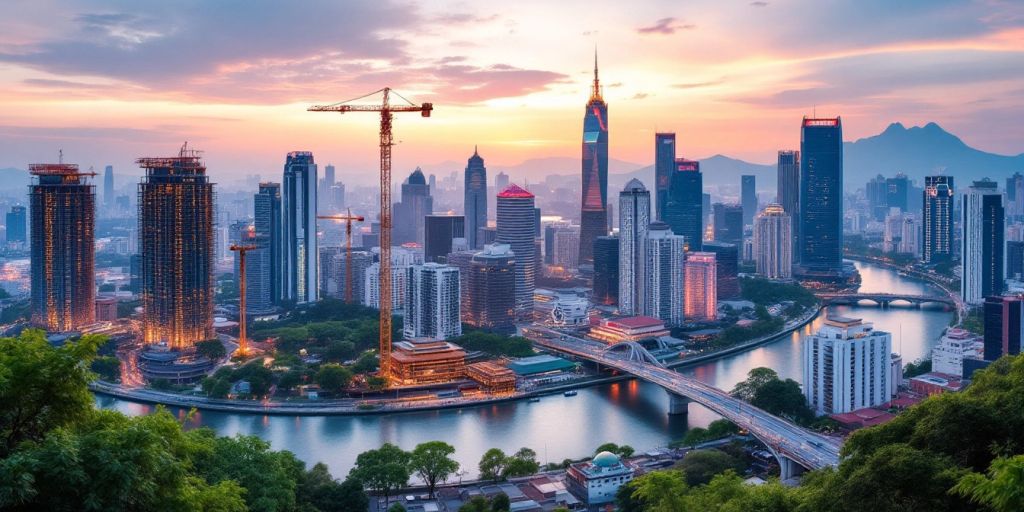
[58,149,63,164]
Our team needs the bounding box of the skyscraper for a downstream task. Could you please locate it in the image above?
[138,146,214,347]
[803,317,893,415]
[798,117,844,276]
[424,214,465,263]
[5,206,26,244]
[712,203,743,245]
[592,235,619,306]
[495,171,509,192]
[404,263,461,341]
[318,163,336,212]
[578,52,609,265]
[1007,241,1024,281]
[962,179,1004,305]
[103,165,114,212]
[1007,172,1023,220]
[283,151,318,303]
[886,174,910,212]
[465,243,516,333]
[497,184,536,312]
[866,174,888,222]
[365,261,409,312]
[643,222,685,326]
[684,252,717,322]
[923,176,954,264]
[553,225,581,270]
[702,241,740,300]
[983,296,1022,361]
[741,175,757,226]
[464,147,488,249]
[618,179,650,315]
[28,161,95,331]
[664,158,703,251]
[654,133,676,221]
[394,167,433,245]
[254,182,283,306]
[753,204,793,279]
[777,151,799,263]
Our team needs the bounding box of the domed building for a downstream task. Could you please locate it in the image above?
[566,450,637,506]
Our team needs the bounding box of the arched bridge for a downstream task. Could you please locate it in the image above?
[816,292,955,308]
[525,327,842,478]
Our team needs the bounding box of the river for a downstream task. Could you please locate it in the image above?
[96,261,952,478]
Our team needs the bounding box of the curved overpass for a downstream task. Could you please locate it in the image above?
[525,327,842,476]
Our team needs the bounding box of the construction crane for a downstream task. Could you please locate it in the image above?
[317,208,365,304]
[230,243,258,356]
[309,88,433,386]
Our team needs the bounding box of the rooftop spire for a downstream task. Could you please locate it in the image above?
[591,46,602,101]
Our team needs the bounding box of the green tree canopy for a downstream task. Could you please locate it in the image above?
[478,448,507,482]
[348,443,410,508]
[316,364,353,394]
[673,449,746,487]
[410,441,459,498]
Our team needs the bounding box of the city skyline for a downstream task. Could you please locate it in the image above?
[1,1,1023,183]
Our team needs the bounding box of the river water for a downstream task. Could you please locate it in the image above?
[96,261,951,478]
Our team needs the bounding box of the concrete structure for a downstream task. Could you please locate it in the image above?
[962,179,1005,305]
[102,165,114,213]
[588,316,669,344]
[464,243,516,333]
[534,288,590,327]
[664,158,703,251]
[390,338,466,386]
[592,235,619,306]
[552,225,580,270]
[753,203,792,279]
[394,168,433,245]
[466,361,516,394]
[931,328,984,376]
[464,147,488,249]
[95,296,117,322]
[923,176,954,264]
[404,263,461,341]
[363,261,409,312]
[497,184,537,313]
[578,53,609,266]
[282,151,318,303]
[566,451,636,506]
[618,179,650,315]
[798,118,844,277]
[802,316,893,415]
[642,221,685,326]
[684,252,717,322]
[5,205,26,244]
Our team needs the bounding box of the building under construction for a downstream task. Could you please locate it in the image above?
[29,162,96,331]
[138,145,215,348]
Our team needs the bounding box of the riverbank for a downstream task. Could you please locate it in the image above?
[842,253,964,325]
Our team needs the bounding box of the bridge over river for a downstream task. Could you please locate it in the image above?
[815,292,956,308]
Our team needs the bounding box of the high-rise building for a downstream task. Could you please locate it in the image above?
[664,158,703,251]
[543,221,570,265]
[962,179,1004,305]
[592,235,619,306]
[318,163,336,212]
[798,117,843,276]
[553,225,581,270]
[103,165,114,212]
[885,174,909,212]
[578,52,609,265]
[1007,172,1023,220]
[364,261,409,312]
[643,222,685,326]
[394,167,433,245]
[654,133,676,221]
[254,182,283,306]
[712,203,743,245]
[5,205,26,244]
[702,241,740,300]
[803,316,893,415]
[1007,241,1024,281]
[753,204,792,279]
[424,215,465,263]
[283,151,318,303]
[684,252,717,322]
[497,184,536,312]
[776,151,799,262]
[741,175,757,226]
[464,147,488,249]
[923,176,954,264]
[866,174,888,222]
[28,162,95,331]
[701,193,711,234]
[495,171,509,193]
[465,243,516,333]
[983,296,1023,361]
[138,147,214,347]
[618,179,650,315]
[404,263,461,341]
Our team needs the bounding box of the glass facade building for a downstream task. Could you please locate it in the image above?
[464,147,487,249]
[497,184,537,312]
[592,235,619,306]
[579,54,609,265]
[922,176,954,264]
[618,179,650,315]
[254,182,283,306]
[664,158,703,251]
[798,118,844,275]
[283,151,318,303]
[654,133,676,221]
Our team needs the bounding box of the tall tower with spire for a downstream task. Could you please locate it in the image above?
[579,49,609,266]
[464,146,487,249]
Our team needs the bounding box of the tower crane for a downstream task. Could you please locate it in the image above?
[230,243,258,356]
[309,88,433,386]
[318,208,365,304]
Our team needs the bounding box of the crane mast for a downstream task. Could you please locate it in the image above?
[318,209,364,304]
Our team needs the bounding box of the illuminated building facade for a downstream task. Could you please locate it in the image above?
[962,180,1004,305]
[703,241,740,299]
[684,252,717,322]
[579,52,609,265]
[553,225,581,270]
[496,184,536,312]
[923,176,954,264]
[654,132,676,221]
[283,151,318,303]
[466,361,516,394]
[642,222,685,326]
[803,316,893,415]
[404,263,461,341]
[588,316,669,344]
[138,147,214,347]
[464,147,488,249]
[664,158,703,251]
[753,204,792,279]
[776,150,800,262]
[798,117,844,276]
[465,243,516,333]
[390,338,466,385]
[618,179,650,315]
[29,162,96,331]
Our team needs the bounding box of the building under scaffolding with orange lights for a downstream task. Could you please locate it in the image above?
[390,337,466,385]
[466,361,517,394]
[138,146,215,348]
[29,162,96,331]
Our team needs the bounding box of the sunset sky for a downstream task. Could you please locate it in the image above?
[1,0,1023,184]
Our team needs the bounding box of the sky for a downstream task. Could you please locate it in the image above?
[0,0,1023,184]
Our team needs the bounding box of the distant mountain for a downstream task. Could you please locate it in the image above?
[844,122,1024,186]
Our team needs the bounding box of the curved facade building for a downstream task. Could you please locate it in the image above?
[497,184,536,313]
[464,147,487,249]
[579,53,609,265]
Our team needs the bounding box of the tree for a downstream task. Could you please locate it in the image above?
[503,447,540,478]
[348,443,411,508]
[459,496,490,512]
[91,355,121,382]
[615,480,645,512]
[630,470,689,512]
[953,455,1024,512]
[316,364,353,395]
[731,367,779,401]
[387,503,406,512]
[196,339,227,361]
[675,419,740,447]
[352,352,379,374]
[595,442,634,458]
[277,369,305,392]
[410,441,459,498]
[479,448,507,482]
[490,492,511,511]
[674,449,745,486]
[191,431,305,512]
[750,378,814,423]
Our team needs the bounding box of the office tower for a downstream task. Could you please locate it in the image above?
[5,206,26,243]
[777,151,799,262]
[464,147,488,248]
[394,167,433,245]
[618,179,650,315]
[654,132,676,221]
[578,52,609,265]
[983,296,1023,361]
[803,317,893,415]
[701,193,711,234]
[923,176,954,264]
[330,183,346,211]
[702,241,740,300]
[741,175,757,226]
[885,174,909,212]
[28,162,95,331]
[1007,172,1023,220]
[753,204,793,279]
[1007,241,1024,281]
[495,171,509,192]
[283,151,318,303]
[543,221,570,264]
[898,214,921,256]
[404,263,461,341]
[553,225,581,270]
[138,147,214,347]
[318,163,336,211]
[479,226,497,246]
[102,165,114,212]
[129,254,142,294]
[866,174,888,221]
[642,222,685,326]
[254,182,283,305]
[799,117,844,276]
[593,235,619,306]
[534,207,542,237]
[496,184,536,312]
[364,261,409,312]
[713,203,743,245]
[684,252,717,322]
[962,179,1005,305]
[424,215,465,263]
[662,158,703,252]
[465,243,516,333]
